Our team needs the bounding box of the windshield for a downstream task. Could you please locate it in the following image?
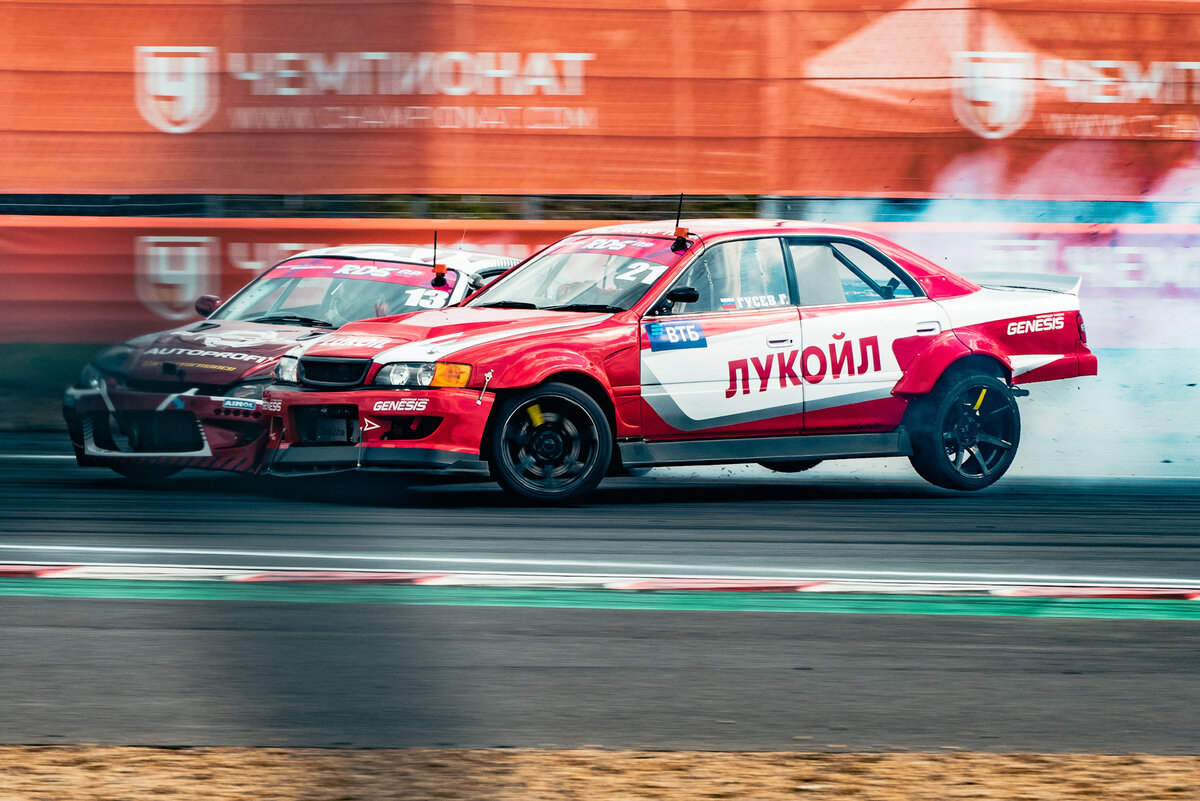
[467,235,680,312]
[211,257,459,327]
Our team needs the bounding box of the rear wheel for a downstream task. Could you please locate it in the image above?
[908,374,1020,491]
[488,383,613,503]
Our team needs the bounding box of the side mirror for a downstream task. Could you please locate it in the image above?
[649,286,700,317]
[194,295,222,316]
[665,286,700,304]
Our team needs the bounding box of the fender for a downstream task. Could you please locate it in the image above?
[891,328,1011,396]
[487,347,612,391]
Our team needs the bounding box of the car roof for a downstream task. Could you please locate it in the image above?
[286,244,519,272]
[573,219,879,241]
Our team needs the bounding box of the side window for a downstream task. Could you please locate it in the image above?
[831,243,915,302]
[788,240,915,307]
[665,238,790,314]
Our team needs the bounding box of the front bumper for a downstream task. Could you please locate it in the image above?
[63,384,269,474]
[263,386,495,476]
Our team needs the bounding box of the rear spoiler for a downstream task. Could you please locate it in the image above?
[970,271,1082,296]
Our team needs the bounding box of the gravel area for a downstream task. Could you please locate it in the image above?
[2,747,1198,800]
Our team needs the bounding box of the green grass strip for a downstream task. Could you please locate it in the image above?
[1,578,1198,620]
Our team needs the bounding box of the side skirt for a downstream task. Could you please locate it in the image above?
[618,429,912,468]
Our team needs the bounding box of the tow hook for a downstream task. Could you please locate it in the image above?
[1011,386,1030,397]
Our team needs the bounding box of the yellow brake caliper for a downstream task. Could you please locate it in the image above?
[527,403,544,427]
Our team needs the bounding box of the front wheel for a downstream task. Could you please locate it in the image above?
[488,383,613,503]
[908,374,1020,491]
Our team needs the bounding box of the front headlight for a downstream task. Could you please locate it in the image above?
[224,381,269,400]
[374,362,471,388]
[77,363,105,389]
[275,356,299,383]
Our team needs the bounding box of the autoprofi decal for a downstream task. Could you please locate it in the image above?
[143,346,269,364]
[645,320,706,352]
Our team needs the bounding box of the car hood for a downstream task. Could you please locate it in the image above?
[295,307,614,362]
[122,320,329,387]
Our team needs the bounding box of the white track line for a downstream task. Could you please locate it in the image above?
[0,455,76,460]
[0,546,1195,587]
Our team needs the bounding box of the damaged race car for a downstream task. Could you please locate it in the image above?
[64,244,517,480]
[262,220,1098,502]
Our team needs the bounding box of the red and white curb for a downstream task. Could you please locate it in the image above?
[3,564,1199,600]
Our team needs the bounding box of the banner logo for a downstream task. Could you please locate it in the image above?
[136,236,219,320]
[136,46,219,133]
[952,52,1035,140]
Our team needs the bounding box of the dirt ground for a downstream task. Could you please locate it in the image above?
[1,747,1197,801]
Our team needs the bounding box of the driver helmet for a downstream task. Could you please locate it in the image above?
[326,279,389,326]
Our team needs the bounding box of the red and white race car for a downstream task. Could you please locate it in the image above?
[64,244,517,480]
[263,221,1097,501]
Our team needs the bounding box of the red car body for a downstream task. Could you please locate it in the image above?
[263,221,1097,501]
[64,245,516,480]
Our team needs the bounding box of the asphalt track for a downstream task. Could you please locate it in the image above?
[2,433,1199,751]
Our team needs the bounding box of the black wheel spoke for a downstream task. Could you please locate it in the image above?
[969,445,993,475]
[538,463,560,486]
[953,447,969,470]
[516,452,539,474]
[977,432,1012,449]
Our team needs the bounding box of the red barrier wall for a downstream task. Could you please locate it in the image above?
[4,2,1200,199]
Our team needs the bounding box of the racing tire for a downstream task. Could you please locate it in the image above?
[110,463,183,483]
[488,382,613,504]
[757,460,821,474]
[907,373,1020,491]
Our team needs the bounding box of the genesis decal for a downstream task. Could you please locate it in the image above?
[373,398,429,412]
[1007,313,1065,336]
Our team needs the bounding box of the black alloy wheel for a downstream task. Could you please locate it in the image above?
[908,373,1021,491]
[489,382,613,503]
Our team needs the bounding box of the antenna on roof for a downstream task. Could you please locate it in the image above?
[431,230,447,286]
[671,193,691,252]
